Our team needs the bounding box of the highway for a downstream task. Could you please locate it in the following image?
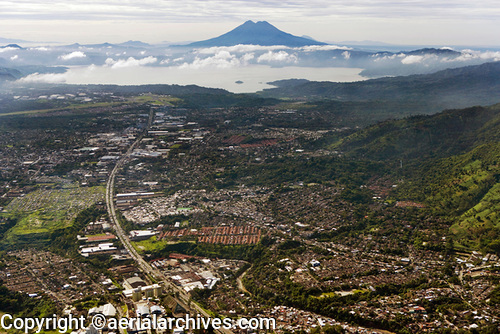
[105,107,233,334]
[105,109,156,277]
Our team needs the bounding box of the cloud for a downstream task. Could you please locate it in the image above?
[401,54,441,64]
[401,55,424,64]
[179,51,241,69]
[297,45,352,52]
[2,0,499,23]
[450,49,500,62]
[373,53,406,61]
[342,51,351,60]
[370,49,500,65]
[0,0,500,47]
[195,44,288,54]
[30,46,51,51]
[257,51,298,63]
[105,56,158,68]
[18,72,68,83]
[10,55,18,60]
[194,44,353,56]
[241,53,255,63]
[0,47,19,53]
[16,65,98,84]
[59,51,86,60]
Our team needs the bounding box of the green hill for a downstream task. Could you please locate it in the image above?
[259,62,500,126]
[262,62,500,105]
[332,104,500,252]
[333,104,500,161]
[405,143,500,252]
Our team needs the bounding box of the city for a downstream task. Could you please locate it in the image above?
[1,86,499,333]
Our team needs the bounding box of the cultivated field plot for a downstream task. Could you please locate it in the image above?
[3,184,105,235]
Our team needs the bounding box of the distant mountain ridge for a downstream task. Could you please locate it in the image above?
[404,48,461,56]
[0,37,31,44]
[261,61,500,110]
[1,44,23,49]
[0,67,21,81]
[117,40,151,48]
[186,20,326,47]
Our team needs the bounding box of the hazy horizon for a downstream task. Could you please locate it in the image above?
[0,1,499,47]
[2,1,500,92]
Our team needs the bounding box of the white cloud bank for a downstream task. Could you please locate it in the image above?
[371,49,500,65]
[401,55,426,64]
[298,45,352,52]
[59,51,86,60]
[105,56,158,68]
[179,51,246,69]
[0,47,20,53]
[452,49,500,62]
[257,51,298,63]
[195,44,287,55]
[195,44,352,56]
[30,47,51,51]
[18,72,68,83]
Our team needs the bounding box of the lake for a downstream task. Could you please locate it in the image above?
[60,65,366,93]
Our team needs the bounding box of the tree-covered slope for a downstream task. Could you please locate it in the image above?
[333,104,500,161]
[332,104,500,252]
[399,143,500,252]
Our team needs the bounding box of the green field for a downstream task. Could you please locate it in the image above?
[2,184,105,237]
[132,236,193,253]
[0,101,127,117]
[128,94,181,106]
[314,289,368,299]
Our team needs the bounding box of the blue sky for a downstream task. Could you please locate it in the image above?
[0,0,499,46]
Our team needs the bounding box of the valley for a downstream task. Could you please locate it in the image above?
[0,71,499,333]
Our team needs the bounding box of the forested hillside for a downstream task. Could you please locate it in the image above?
[333,104,500,252]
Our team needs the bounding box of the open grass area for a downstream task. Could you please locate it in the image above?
[314,289,368,299]
[132,236,175,253]
[128,94,181,106]
[132,236,194,253]
[276,102,317,110]
[314,292,338,298]
[0,101,128,117]
[2,184,105,236]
